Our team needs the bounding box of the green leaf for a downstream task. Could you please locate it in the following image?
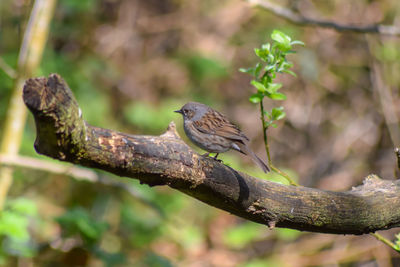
[263,110,272,120]
[239,67,254,75]
[271,30,291,45]
[0,199,39,242]
[254,63,263,78]
[269,92,286,100]
[279,61,294,72]
[261,43,271,52]
[282,69,297,77]
[254,48,268,61]
[260,72,272,85]
[56,207,108,245]
[290,40,305,46]
[266,83,282,93]
[267,53,275,64]
[9,198,37,216]
[271,106,286,120]
[250,80,267,93]
[264,65,275,73]
[0,211,30,241]
[271,30,292,51]
[249,93,263,103]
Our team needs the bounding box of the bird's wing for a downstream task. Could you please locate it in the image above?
[192,110,249,142]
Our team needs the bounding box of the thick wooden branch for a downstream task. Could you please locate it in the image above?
[23,74,400,235]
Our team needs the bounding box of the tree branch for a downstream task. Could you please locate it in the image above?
[248,0,400,36]
[23,74,400,235]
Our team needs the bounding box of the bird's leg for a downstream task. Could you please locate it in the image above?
[201,152,222,162]
[213,153,222,162]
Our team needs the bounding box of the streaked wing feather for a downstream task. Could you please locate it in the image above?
[193,109,249,142]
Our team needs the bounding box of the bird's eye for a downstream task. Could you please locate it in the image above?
[182,109,187,115]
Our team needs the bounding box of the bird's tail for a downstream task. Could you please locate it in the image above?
[234,142,270,173]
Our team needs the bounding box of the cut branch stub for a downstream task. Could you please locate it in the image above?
[23,74,400,235]
[23,76,85,161]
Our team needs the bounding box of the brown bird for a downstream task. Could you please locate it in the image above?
[175,102,270,173]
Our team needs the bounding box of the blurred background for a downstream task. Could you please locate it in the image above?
[1,0,400,266]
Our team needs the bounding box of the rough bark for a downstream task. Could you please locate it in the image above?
[23,74,400,235]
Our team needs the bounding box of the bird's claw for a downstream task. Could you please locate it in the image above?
[201,153,223,162]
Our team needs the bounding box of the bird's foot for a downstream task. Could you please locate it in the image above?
[212,153,222,162]
[201,153,222,162]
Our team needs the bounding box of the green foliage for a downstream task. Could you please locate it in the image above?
[264,107,286,128]
[181,54,228,83]
[0,198,38,258]
[275,228,301,241]
[39,51,118,127]
[374,41,400,62]
[61,0,97,13]
[124,100,181,133]
[56,207,127,265]
[223,221,265,249]
[240,258,282,267]
[142,252,174,267]
[120,203,163,248]
[240,30,303,128]
[56,207,108,246]
[0,55,17,127]
[167,223,203,249]
[92,247,126,267]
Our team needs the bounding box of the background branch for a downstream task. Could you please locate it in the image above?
[22,73,400,235]
[248,0,400,36]
[367,37,400,147]
[0,154,163,216]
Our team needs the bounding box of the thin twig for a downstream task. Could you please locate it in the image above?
[0,154,98,182]
[370,233,400,253]
[260,101,298,186]
[260,101,271,163]
[247,0,400,36]
[270,164,299,186]
[0,154,164,216]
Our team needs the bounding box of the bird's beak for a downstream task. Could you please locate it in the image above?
[174,109,183,114]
